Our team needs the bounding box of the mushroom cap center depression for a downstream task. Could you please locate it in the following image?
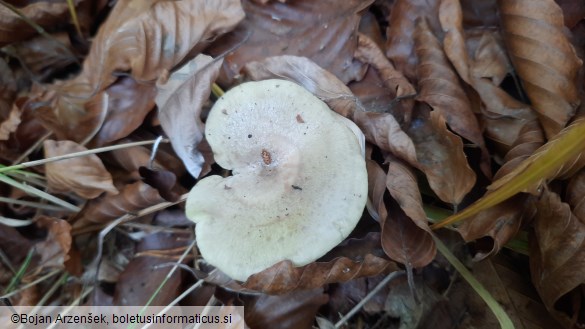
[186,79,368,281]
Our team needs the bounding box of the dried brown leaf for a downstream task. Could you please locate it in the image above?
[498,0,583,138]
[113,231,191,305]
[32,0,244,143]
[354,112,417,165]
[0,0,82,46]
[72,181,165,229]
[242,288,328,329]
[82,0,243,90]
[458,120,543,258]
[355,33,416,121]
[366,159,435,267]
[138,167,181,202]
[406,108,476,205]
[244,55,360,117]
[156,55,223,178]
[0,97,48,163]
[386,158,432,235]
[10,32,77,81]
[530,189,585,327]
[209,0,372,86]
[34,216,72,270]
[44,139,118,199]
[381,202,436,268]
[471,254,561,329]
[466,30,512,85]
[90,77,157,146]
[243,254,397,294]
[0,103,21,141]
[414,18,489,176]
[385,0,442,81]
[438,0,471,85]
[348,66,394,114]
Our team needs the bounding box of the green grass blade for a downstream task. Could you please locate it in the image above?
[0,174,80,212]
[434,235,515,329]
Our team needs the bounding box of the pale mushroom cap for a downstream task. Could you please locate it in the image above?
[186,79,368,281]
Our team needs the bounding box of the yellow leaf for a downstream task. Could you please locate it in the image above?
[431,116,585,229]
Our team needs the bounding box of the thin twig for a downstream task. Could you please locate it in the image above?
[334,271,405,329]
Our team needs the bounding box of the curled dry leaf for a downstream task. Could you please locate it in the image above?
[433,116,585,229]
[438,0,471,84]
[458,120,543,258]
[464,30,537,150]
[243,254,397,294]
[209,0,372,86]
[0,0,83,46]
[32,0,244,143]
[138,166,181,202]
[90,77,157,147]
[34,216,72,271]
[414,18,489,177]
[80,0,243,90]
[156,55,223,178]
[386,158,433,236]
[348,65,395,114]
[385,0,442,81]
[0,104,21,141]
[354,33,416,122]
[44,139,118,199]
[498,0,583,138]
[406,108,476,205]
[10,32,78,81]
[71,181,165,230]
[243,55,360,117]
[530,189,585,327]
[242,288,328,329]
[354,112,417,165]
[0,96,48,163]
[466,30,511,85]
[356,109,475,206]
[370,159,436,267]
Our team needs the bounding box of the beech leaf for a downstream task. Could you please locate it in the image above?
[498,0,583,138]
[209,0,373,86]
[406,108,476,205]
[156,55,223,178]
[72,181,165,229]
[243,55,360,117]
[414,18,489,177]
[530,189,585,327]
[433,116,585,229]
[44,140,118,199]
[243,254,397,295]
[32,0,244,143]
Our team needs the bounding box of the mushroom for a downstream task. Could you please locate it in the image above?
[186,79,368,281]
